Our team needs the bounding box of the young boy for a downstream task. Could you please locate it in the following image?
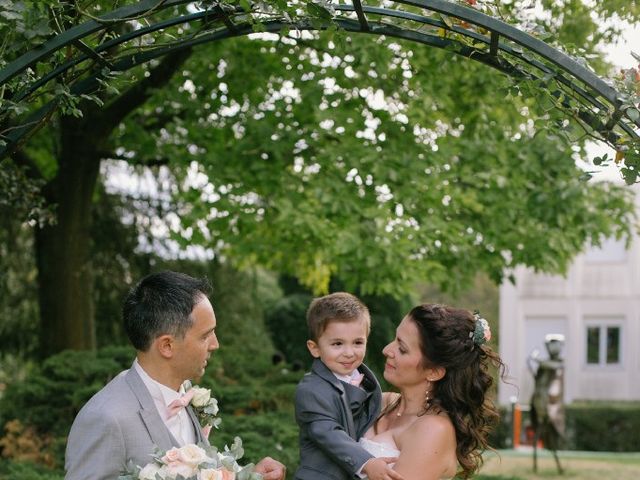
[294,292,401,480]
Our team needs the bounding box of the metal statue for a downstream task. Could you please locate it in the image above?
[528,334,565,474]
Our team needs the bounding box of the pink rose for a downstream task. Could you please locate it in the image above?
[162,447,181,464]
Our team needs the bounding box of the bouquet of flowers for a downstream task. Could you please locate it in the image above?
[119,385,261,480]
[119,437,262,480]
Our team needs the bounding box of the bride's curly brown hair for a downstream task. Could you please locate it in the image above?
[381,304,506,479]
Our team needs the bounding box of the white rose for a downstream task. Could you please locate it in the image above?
[191,387,212,408]
[138,462,163,480]
[156,465,173,480]
[199,468,235,480]
[207,397,219,416]
[178,443,209,466]
[199,468,223,480]
[163,461,196,479]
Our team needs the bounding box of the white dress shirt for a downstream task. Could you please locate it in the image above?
[133,359,196,445]
[333,368,363,387]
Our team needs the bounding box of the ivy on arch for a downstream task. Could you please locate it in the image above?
[1,0,639,180]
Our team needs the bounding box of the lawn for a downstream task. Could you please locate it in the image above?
[477,448,640,480]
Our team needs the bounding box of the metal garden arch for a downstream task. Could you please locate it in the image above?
[1,0,639,167]
[3,0,640,355]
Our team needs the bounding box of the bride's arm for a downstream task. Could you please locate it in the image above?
[393,415,457,480]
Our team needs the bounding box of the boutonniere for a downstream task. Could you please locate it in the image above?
[189,385,221,439]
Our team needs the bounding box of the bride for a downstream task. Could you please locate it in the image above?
[360,304,505,480]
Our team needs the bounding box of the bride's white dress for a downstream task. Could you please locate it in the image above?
[358,437,400,480]
[358,437,453,480]
[358,437,400,459]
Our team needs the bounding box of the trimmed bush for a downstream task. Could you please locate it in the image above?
[0,346,133,438]
[264,293,314,369]
[488,401,640,452]
[214,410,300,474]
[566,402,640,452]
[0,346,303,474]
[488,406,512,449]
[0,461,63,480]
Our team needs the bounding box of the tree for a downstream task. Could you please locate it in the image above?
[0,0,638,355]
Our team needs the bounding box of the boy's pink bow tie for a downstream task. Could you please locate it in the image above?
[167,388,196,418]
[350,372,365,387]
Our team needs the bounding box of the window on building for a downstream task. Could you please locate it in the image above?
[586,324,621,366]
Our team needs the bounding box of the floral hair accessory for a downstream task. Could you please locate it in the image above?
[469,311,491,346]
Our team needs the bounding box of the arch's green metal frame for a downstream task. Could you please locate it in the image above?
[1,0,638,158]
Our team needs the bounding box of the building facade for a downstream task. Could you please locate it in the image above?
[498,227,640,407]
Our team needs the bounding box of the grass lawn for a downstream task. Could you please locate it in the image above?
[477,448,640,480]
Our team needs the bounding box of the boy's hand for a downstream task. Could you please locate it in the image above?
[362,457,404,480]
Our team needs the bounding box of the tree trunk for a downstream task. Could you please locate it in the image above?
[30,48,193,357]
[35,115,102,356]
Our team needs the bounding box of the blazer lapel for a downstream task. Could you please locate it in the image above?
[343,382,369,409]
[185,405,209,445]
[357,363,383,436]
[310,359,357,439]
[180,380,208,445]
[125,366,179,450]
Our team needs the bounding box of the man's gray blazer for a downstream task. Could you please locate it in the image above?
[65,363,208,480]
[294,359,382,480]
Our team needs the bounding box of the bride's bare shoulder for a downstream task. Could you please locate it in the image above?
[412,412,455,439]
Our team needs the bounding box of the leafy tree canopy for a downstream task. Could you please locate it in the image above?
[0,0,638,300]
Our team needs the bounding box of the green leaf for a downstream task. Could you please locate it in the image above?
[0,10,22,20]
[627,107,639,122]
[306,2,333,20]
[621,167,638,185]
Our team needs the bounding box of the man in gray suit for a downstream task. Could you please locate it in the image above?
[65,271,285,480]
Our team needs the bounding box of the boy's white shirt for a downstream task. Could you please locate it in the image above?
[332,368,361,384]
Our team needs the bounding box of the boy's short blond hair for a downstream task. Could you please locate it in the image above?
[306,292,370,341]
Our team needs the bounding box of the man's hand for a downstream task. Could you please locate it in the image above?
[255,456,286,480]
[362,457,404,480]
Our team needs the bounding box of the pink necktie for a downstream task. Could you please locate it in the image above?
[167,388,196,419]
[350,372,365,387]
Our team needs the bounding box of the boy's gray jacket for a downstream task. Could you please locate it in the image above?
[294,358,383,480]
